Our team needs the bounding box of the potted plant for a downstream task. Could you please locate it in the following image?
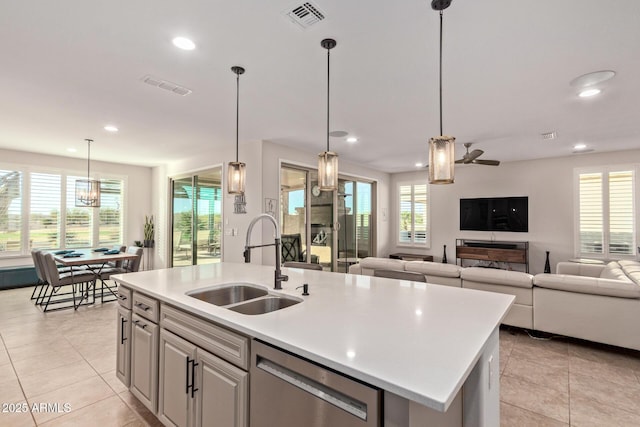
[143,215,154,248]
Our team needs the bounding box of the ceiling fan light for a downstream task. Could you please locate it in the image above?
[428,136,455,184]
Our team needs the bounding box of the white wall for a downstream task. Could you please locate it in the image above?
[389,148,640,274]
[0,148,152,267]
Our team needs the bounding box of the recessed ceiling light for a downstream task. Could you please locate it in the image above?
[574,143,587,150]
[570,70,616,88]
[415,162,423,167]
[578,88,601,98]
[346,136,358,143]
[172,37,196,50]
[66,148,77,153]
[104,125,118,132]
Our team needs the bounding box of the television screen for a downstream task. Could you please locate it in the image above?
[460,197,528,232]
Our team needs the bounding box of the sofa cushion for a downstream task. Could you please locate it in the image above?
[618,260,640,285]
[534,273,640,299]
[358,257,406,275]
[460,267,534,289]
[556,262,607,277]
[404,261,462,278]
[599,261,630,281]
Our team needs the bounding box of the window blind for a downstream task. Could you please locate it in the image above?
[0,170,22,253]
[29,173,61,250]
[99,179,123,246]
[66,176,93,248]
[608,171,633,255]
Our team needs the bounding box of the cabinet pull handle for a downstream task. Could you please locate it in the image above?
[186,357,191,394]
[133,319,147,329]
[118,294,127,301]
[191,361,199,398]
[135,302,150,311]
[120,318,127,344]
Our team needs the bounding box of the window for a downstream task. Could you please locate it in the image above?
[0,170,22,254]
[0,166,125,257]
[398,183,429,246]
[577,168,636,258]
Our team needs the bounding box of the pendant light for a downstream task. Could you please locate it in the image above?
[428,0,455,185]
[228,66,246,194]
[318,38,338,192]
[75,138,101,207]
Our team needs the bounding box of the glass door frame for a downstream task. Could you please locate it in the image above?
[169,165,223,267]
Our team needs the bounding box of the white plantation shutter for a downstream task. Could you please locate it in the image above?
[578,169,635,257]
[398,183,429,246]
[608,171,634,255]
[66,176,93,248]
[579,173,603,254]
[29,173,61,249]
[0,170,22,254]
[99,179,123,246]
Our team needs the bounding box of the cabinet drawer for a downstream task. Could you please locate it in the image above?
[161,304,249,370]
[133,292,159,323]
[117,285,132,309]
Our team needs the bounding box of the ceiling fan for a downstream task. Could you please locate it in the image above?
[455,143,500,166]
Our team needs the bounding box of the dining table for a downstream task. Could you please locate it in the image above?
[53,249,139,309]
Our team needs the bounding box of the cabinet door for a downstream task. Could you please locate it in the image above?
[195,348,248,427]
[158,329,197,427]
[130,313,159,413]
[116,306,131,387]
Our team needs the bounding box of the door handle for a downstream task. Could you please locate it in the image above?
[120,318,127,344]
[186,357,199,398]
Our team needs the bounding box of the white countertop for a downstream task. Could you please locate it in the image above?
[113,262,513,411]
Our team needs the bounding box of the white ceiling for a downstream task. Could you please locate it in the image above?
[1,0,638,173]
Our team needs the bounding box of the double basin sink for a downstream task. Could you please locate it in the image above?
[187,283,301,315]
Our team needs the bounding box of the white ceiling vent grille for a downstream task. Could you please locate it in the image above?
[141,75,192,96]
[541,131,557,140]
[285,2,326,29]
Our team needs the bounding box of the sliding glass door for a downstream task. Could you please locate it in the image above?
[171,167,222,267]
[280,164,374,272]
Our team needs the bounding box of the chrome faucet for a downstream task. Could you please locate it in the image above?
[244,213,289,290]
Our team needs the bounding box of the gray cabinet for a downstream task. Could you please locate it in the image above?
[130,312,159,413]
[116,305,131,386]
[158,305,249,427]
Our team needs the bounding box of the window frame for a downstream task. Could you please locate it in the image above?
[574,164,638,260]
[0,162,127,259]
[396,180,430,248]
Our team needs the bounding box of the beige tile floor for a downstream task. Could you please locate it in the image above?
[1,286,640,426]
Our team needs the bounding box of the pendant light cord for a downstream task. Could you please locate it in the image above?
[86,139,92,180]
[326,47,331,152]
[439,10,444,137]
[236,72,240,163]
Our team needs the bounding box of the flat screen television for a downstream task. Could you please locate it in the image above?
[460,197,528,232]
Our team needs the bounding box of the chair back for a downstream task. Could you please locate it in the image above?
[281,234,303,262]
[31,250,46,283]
[124,246,144,272]
[41,253,61,286]
[374,269,427,282]
[283,261,323,271]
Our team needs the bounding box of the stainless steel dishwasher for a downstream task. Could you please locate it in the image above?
[251,340,381,427]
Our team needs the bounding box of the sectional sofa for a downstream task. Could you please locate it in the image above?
[348,257,640,351]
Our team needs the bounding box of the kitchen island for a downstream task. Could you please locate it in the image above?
[113,262,513,426]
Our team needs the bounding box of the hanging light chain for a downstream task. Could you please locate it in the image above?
[326,44,331,152]
[85,138,93,180]
[439,9,444,136]
[236,70,240,163]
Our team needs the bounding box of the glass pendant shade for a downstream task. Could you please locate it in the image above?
[75,138,101,207]
[75,179,101,207]
[428,135,455,184]
[318,151,338,191]
[227,161,246,194]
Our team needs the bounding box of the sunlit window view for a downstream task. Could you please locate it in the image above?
[399,183,427,245]
[172,168,222,267]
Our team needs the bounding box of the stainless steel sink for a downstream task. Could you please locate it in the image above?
[227,296,301,315]
[187,284,268,306]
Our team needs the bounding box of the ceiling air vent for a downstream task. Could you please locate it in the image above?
[285,2,326,29]
[141,75,192,96]
[541,131,557,140]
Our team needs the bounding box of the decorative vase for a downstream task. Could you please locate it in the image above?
[442,245,448,264]
[544,251,551,273]
[144,240,154,248]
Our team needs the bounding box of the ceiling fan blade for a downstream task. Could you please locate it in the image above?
[473,159,500,166]
[454,159,465,164]
[467,149,484,160]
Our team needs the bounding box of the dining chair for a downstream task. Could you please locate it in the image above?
[283,261,323,271]
[40,252,96,311]
[98,246,144,302]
